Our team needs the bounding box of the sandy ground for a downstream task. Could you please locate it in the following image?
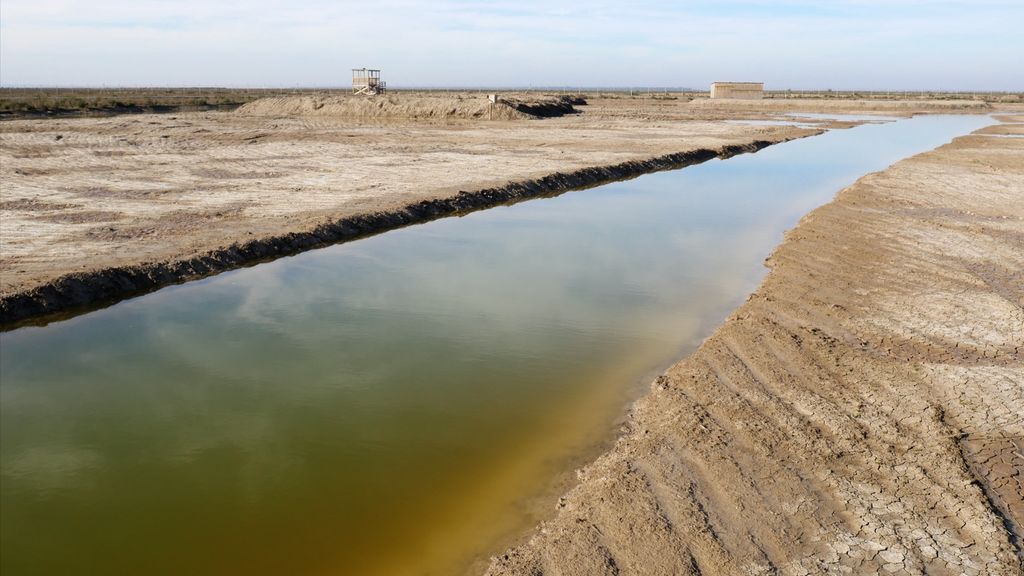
[0,96,1007,312]
[487,119,1024,575]
[0,97,789,299]
[2,98,1022,572]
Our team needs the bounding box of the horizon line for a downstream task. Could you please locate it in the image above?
[1,85,1021,94]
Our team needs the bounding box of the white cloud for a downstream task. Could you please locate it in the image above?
[1,0,1021,89]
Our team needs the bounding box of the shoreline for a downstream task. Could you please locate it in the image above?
[0,138,790,328]
[4,96,1013,329]
[487,120,1023,574]
[2,96,1021,574]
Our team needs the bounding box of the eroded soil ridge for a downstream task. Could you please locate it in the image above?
[488,125,1024,574]
[235,94,583,120]
[0,141,772,327]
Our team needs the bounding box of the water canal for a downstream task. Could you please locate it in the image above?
[0,114,992,575]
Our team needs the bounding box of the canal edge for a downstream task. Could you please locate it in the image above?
[0,134,815,329]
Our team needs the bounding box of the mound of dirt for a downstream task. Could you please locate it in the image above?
[236,94,582,120]
[503,95,584,117]
[688,97,992,113]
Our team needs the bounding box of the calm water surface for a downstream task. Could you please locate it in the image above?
[0,115,991,575]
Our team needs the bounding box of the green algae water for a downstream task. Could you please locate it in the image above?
[0,115,992,575]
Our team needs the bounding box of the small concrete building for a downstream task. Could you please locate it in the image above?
[710,82,764,99]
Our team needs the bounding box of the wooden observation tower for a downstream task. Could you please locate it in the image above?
[352,68,386,95]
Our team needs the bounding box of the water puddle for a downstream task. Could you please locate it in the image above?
[0,115,993,576]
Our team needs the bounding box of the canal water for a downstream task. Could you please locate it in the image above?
[0,115,991,576]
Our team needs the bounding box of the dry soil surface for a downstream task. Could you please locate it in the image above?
[2,96,1011,323]
[486,121,1024,575]
[235,93,581,120]
[0,97,818,304]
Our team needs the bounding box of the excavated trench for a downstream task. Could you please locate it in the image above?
[1,115,1007,576]
[0,140,773,327]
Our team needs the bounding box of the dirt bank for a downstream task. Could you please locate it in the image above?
[487,124,1023,574]
[3,97,1019,326]
[1,98,827,326]
[687,97,995,114]
[235,94,582,120]
[0,141,777,326]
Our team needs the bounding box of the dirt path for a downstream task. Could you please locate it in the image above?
[487,120,1024,575]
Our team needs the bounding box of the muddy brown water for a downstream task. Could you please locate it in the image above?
[0,115,993,575]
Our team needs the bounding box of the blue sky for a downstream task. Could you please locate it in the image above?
[1,0,1021,89]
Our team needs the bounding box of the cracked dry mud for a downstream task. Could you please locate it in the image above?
[0,97,1000,321]
[487,119,1024,575]
[0,98,822,300]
